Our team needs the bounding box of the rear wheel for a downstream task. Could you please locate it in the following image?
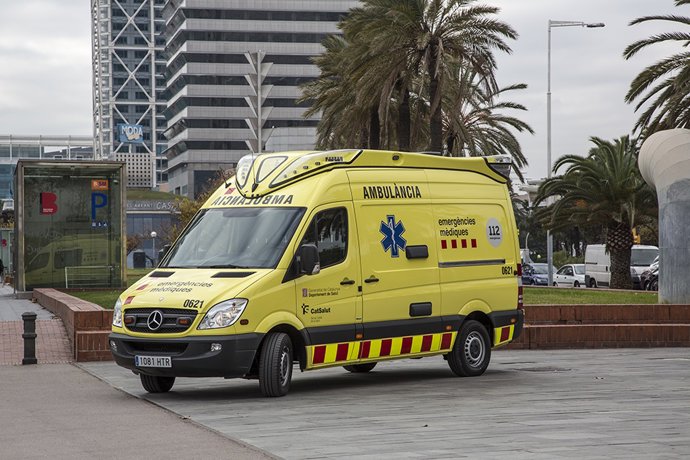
[447,320,491,377]
[259,332,293,397]
[140,374,175,393]
[589,278,597,288]
[343,362,377,373]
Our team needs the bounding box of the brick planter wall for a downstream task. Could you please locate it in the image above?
[33,289,113,362]
[507,304,690,349]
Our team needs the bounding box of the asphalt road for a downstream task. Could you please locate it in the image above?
[82,348,690,459]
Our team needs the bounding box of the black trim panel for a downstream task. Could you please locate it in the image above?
[489,310,524,340]
[303,316,463,345]
[149,271,175,278]
[409,302,432,317]
[439,259,505,268]
[304,324,357,346]
[406,245,429,259]
[211,271,255,278]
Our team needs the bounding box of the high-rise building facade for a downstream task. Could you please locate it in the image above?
[162,0,358,197]
[91,0,168,188]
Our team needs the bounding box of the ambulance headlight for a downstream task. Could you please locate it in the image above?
[198,299,248,330]
[112,298,123,327]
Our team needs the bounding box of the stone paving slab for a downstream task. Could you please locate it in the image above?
[82,349,690,459]
[0,364,275,459]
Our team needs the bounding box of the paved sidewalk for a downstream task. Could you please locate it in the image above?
[0,284,72,365]
[84,349,690,459]
[0,364,276,459]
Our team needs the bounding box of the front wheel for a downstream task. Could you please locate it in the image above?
[343,362,377,373]
[574,281,580,288]
[553,282,558,287]
[447,320,491,377]
[259,332,293,397]
[140,374,175,393]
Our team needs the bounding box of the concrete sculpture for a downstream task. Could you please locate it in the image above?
[639,128,690,303]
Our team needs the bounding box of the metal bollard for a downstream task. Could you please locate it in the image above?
[22,312,38,365]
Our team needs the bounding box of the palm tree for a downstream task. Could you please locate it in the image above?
[535,136,657,289]
[300,35,373,149]
[442,66,532,178]
[623,0,690,136]
[342,0,517,152]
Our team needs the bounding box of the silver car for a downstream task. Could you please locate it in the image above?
[553,264,586,287]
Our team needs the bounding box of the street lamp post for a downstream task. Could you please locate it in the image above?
[546,20,604,285]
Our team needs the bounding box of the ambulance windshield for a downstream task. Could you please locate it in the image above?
[163,207,305,269]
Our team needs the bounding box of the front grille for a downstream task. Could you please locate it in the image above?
[124,308,198,334]
[124,341,188,354]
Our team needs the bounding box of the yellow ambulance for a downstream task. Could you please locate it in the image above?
[109,149,524,397]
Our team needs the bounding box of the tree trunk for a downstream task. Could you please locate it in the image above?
[397,84,411,151]
[447,135,455,155]
[427,46,443,153]
[607,223,633,289]
[369,107,380,149]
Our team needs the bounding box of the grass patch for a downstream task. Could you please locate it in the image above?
[64,269,151,308]
[525,287,658,304]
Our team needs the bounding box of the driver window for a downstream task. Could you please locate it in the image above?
[300,208,347,269]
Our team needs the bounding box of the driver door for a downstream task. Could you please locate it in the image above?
[293,204,361,368]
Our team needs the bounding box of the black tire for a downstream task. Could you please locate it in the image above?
[259,332,293,397]
[589,278,597,288]
[574,281,580,288]
[650,279,658,291]
[343,362,377,373]
[140,374,175,393]
[447,320,491,377]
[553,282,557,287]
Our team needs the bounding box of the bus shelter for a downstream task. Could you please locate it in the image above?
[14,160,126,291]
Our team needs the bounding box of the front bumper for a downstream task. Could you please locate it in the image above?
[109,332,263,378]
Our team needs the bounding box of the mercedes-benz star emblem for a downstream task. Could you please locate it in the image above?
[147,310,164,331]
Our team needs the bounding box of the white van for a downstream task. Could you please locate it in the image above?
[584,244,658,289]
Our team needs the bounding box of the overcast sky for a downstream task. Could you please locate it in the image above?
[0,0,683,179]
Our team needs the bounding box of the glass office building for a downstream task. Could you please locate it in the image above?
[92,0,168,188]
[162,0,358,197]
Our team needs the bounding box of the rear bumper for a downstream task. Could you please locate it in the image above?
[489,309,524,342]
[109,332,263,378]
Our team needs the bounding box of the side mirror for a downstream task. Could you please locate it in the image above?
[162,244,171,257]
[299,244,320,275]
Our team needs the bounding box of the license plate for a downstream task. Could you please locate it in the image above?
[135,355,172,368]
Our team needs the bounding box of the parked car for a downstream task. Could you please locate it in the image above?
[646,266,659,291]
[522,263,557,286]
[584,244,659,289]
[640,256,659,291]
[553,264,586,287]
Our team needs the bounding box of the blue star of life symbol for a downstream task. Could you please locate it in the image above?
[380,215,406,257]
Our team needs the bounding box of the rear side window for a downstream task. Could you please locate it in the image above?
[301,208,348,269]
